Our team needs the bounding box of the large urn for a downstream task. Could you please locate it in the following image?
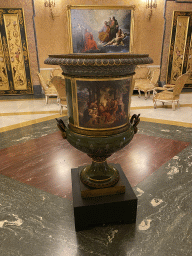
[44,53,153,191]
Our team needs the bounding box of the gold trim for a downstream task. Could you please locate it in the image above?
[67,5,136,10]
[64,74,133,80]
[170,16,189,83]
[0,110,61,117]
[186,33,192,84]
[0,33,9,90]
[0,9,4,26]
[0,98,45,102]
[128,76,134,116]
[130,103,192,110]
[73,75,132,82]
[71,78,78,126]
[67,5,135,54]
[166,11,177,83]
[130,7,134,53]
[0,112,67,133]
[89,176,111,182]
[140,117,192,128]
[68,123,130,137]
[69,121,128,131]
[67,6,73,54]
[22,9,33,93]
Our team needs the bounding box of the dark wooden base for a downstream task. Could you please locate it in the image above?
[71,163,138,231]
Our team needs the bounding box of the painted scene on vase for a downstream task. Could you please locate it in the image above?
[77,78,131,129]
[69,7,132,54]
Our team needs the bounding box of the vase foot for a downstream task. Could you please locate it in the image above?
[72,163,138,231]
[80,161,120,189]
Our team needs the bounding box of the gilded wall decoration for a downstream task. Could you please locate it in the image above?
[186,34,192,82]
[167,11,192,87]
[0,33,9,91]
[0,8,32,95]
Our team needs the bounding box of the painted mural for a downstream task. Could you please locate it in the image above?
[77,78,131,129]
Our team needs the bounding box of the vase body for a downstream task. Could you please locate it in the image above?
[44,53,153,189]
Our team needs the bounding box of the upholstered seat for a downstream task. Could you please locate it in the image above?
[134,66,150,90]
[134,66,160,99]
[137,69,160,99]
[153,71,190,110]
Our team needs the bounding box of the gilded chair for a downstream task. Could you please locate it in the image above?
[37,72,58,104]
[50,76,67,115]
[136,68,160,99]
[49,67,64,104]
[50,67,63,79]
[153,71,190,110]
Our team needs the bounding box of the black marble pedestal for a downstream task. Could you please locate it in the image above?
[71,163,138,231]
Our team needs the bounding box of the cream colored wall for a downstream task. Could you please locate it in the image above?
[34,0,165,69]
[0,0,166,88]
[160,1,192,83]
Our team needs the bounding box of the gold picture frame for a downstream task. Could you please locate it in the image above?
[67,5,135,54]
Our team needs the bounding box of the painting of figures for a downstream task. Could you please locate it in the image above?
[76,78,131,128]
[68,6,133,54]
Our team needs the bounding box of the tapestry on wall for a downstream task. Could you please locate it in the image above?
[0,8,33,95]
[167,11,192,87]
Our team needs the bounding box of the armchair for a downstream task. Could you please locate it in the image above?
[50,67,63,79]
[37,72,58,104]
[153,71,190,110]
[134,67,160,99]
[50,76,67,115]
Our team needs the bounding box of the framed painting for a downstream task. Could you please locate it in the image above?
[67,5,134,54]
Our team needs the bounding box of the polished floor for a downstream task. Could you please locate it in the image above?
[0,93,192,255]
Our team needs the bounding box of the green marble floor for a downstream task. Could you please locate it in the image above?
[0,97,192,255]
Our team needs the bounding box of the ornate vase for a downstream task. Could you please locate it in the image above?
[44,53,153,191]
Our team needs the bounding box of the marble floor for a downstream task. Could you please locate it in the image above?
[0,93,192,256]
[0,98,67,133]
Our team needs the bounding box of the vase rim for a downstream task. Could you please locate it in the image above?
[47,53,150,59]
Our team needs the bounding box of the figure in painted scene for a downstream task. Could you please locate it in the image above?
[98,21,110,43]
[98,17,120,44]
[109,16,119,41]
[76,24,85,53]
[78,82,129,129]
[82,29,98,52]
[82,97,127,127]
[104,29,125,47]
